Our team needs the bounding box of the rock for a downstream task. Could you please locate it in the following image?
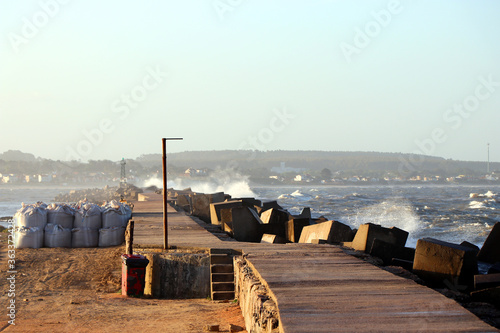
[413,238,478,289]
[204,324,220,332]
[478,222,500,263]
[298,220,353,244]
[351,223,408,253]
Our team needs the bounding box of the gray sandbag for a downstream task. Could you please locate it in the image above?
[98,226,125,247]
[14,226,44,249]
[47,204,75,229]
[44,223,71,248]
[102,200,129,228]
[14,203,47,229]
[74,203,102,229]
[72,227,99,248]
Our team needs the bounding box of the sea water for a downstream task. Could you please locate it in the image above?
[0,186,87,228]
[253,184,500,248]
[1,184,499,249]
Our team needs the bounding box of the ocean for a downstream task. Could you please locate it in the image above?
[2,184,499,249]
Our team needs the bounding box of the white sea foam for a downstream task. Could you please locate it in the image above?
[341,198,423,238]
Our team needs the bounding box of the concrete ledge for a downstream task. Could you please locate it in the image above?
[234,256,279,333]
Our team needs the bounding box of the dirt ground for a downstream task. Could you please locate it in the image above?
[0,231,247,333]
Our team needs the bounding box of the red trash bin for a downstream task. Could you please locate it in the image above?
[121,254,149,296]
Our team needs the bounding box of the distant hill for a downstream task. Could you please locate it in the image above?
[139,150,497,176]
[0,150,37,162]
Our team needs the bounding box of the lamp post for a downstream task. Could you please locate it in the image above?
[162,137,183,250]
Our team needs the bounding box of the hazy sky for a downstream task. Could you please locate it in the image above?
[2,1,500,162]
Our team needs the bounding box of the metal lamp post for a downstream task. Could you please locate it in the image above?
[162,137,183,250]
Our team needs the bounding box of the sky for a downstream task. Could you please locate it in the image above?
[1,0,500,163]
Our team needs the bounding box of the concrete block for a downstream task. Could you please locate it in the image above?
[176,194,192,212]
[291,207,311,219]
[413,238,478,288]
[471,286,500,307]
[286,217,311,243]
[298,220,353,244]
[391,258,414,271]
[310,239,328,244]
[191,193,211,223]
[210,201,243,225]
[313,216,329,224]
[369,238,399,265]
[351,223,408,253]
[234,197,262,207]
[262,201,283,211]
[461,241,480,252]
[220,208,234,235]
[261,234,286,244]
[260,208,289,238]
[231,207,264,242]
[192,192,225,223]
[474,273,500,290]
[488,262,500,274]
[478,222,500,263]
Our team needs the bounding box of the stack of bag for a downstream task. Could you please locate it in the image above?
[13,200,132,249]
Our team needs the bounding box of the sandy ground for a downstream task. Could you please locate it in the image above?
[0,231,247,333]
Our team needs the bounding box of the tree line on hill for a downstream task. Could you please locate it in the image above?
[0,150,497,181]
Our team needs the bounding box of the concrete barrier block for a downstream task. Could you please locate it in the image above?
[210,201,243,225]
[298,220,353,244]
[176,194,192,212]
[474,273,500,290]
[231,207,264,243]
[260,208,289,238]
[369,238,399,265]
[192,192,225,223]
[351,223,408,253]
[390,258,414,271]
[261,234,286,244]
[220,208,234,235]
[471,286,500,307]
[262,201,283,211]
[413,238,478,288]
[286,217,311,243]
[478,222,500,263]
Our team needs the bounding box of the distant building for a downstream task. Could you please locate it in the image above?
[38,174,52,183]
[271,162,304,174]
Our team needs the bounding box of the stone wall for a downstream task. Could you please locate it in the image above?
[234,256,280,333]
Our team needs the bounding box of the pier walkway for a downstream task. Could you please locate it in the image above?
[131,198,497,333]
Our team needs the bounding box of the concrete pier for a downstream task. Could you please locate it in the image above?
[131,199,498,332]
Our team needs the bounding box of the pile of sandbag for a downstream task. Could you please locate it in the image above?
[14,200,132,249]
